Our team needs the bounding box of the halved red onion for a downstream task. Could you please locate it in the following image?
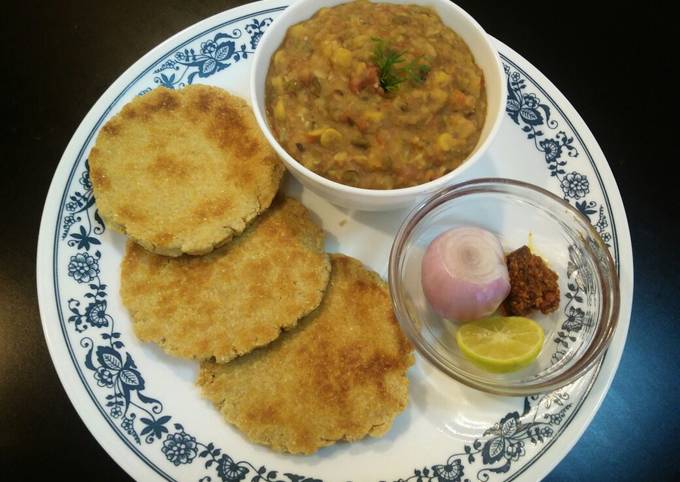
[421,227,510,322]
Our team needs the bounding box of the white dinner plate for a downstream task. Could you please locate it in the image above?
[36,1,633,480]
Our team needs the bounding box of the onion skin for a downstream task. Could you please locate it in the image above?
[421,227,511,322]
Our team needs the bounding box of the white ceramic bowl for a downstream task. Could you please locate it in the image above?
[251,0,506,211]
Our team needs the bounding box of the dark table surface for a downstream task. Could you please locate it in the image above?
[2,1,678,480]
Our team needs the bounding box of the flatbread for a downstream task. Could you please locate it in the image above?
[197,254,414,454]
[120,196,330,362]
[89,85,284,256]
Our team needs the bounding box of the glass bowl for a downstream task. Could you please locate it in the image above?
[389,178,620,395]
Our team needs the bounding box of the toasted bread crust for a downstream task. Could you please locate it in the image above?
[121,196,330,362]
[197,254,414,454]
[89,85,284,256]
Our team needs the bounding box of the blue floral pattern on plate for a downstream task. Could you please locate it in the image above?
[55,11,618,481]
[503,63,612,361]
[138,17,272,94]
[504,65,611,246]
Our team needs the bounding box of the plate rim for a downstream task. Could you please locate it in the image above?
[36,2,291,480]
[491,37,633,481]
[36,2,634,481]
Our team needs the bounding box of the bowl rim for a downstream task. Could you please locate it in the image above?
[249,0,507,198]
[388,177,621,396]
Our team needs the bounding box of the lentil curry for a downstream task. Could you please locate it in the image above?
[265,0,487,190]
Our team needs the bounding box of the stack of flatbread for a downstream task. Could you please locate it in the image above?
[89,84,413,454]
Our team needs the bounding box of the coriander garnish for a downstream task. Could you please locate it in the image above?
[371,37,430,92]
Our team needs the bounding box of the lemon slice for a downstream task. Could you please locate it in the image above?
[455,316,544,373]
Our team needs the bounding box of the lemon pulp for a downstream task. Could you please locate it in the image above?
[455,316,544,373]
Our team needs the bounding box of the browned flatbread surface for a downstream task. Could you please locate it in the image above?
[120,196,330,362]
[89,85,284,256]
[196,254,414,454]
